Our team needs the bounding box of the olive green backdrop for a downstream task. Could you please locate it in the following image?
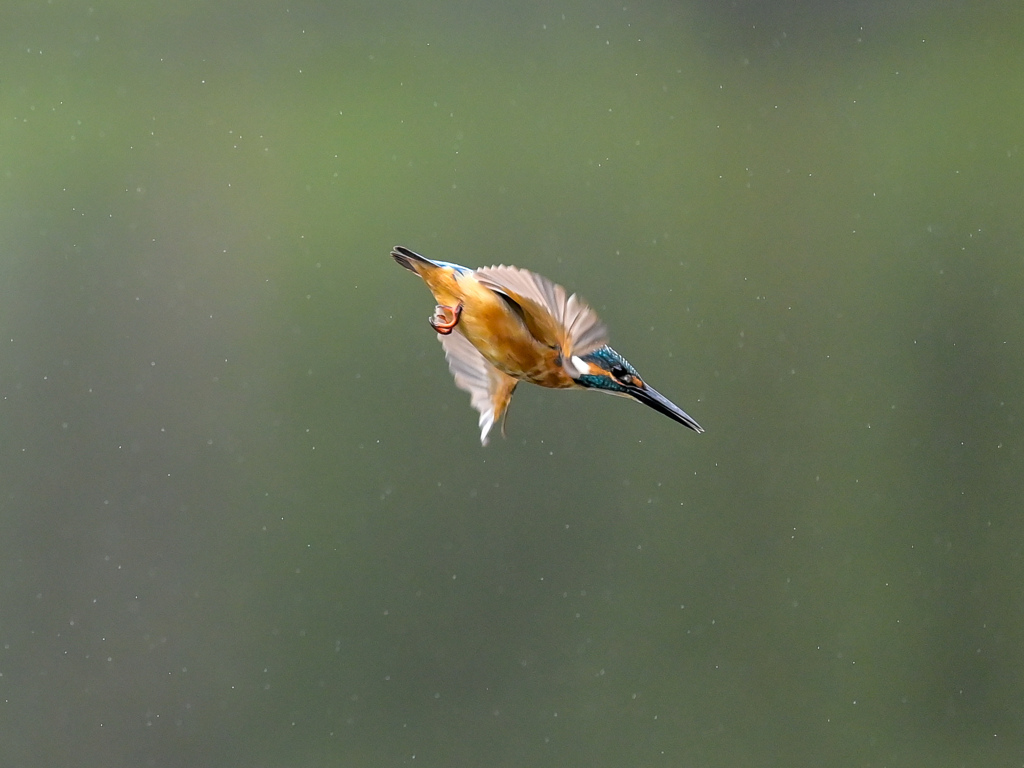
[2,1,1023,766]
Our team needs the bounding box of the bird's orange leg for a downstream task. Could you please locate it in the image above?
[429,302,463,335]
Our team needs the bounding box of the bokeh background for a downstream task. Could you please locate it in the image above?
[2,1,1023,766]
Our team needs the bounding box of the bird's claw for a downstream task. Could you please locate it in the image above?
[429,303,462,335]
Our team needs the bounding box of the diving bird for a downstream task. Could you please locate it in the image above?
[391,245,703,445]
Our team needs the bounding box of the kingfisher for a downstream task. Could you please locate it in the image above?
[391,245,703,445]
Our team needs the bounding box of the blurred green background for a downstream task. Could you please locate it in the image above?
[2,1,1023,766]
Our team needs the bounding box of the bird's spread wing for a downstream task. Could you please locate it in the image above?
[473,265,608,355]
[440,330,518,445]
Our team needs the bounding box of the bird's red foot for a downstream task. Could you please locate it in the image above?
[429,303,462,335]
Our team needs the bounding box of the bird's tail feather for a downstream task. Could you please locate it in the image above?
[390,245,431,273]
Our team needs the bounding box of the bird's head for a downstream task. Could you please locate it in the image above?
[569,346,703,433]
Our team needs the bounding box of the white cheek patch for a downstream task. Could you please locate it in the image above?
[571,355,590,376]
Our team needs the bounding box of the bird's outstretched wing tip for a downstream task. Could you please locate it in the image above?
[478,410,495,446]
[439,330,516,448]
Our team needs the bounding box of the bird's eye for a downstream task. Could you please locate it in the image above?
[610,364,633,385]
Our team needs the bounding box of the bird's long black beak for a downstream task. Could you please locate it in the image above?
[628,383,704,433]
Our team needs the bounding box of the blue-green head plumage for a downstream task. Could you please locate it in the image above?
[571,345,704,433]
[573,346,640,394]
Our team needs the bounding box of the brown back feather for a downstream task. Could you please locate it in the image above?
[473,265,608,356]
